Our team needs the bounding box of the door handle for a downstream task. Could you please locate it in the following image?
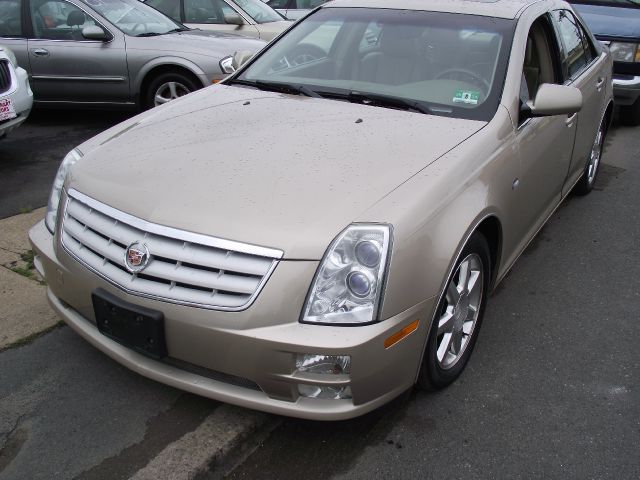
[566,113,577,128]
[31,48,50,57]
[595,77,605,90]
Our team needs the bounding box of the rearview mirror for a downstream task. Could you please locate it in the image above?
[82,25,108,41]
[233,50,254,69]
[224,12,245,25]
[526,83,582,117]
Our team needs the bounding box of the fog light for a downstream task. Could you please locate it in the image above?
[295,354,351,375]
[298,384,353,400]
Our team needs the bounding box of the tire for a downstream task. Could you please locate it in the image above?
[417,232,491,391]
[620,97,640,127]
[573,116,606,196]
[143,71,200,110]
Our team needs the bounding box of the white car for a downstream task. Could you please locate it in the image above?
[0,44,33,139]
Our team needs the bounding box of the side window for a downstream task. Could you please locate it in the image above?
[0,0,22,37]
[577,21,596,63]
[146,0,181,22]
[520,16,560,123]
[30,0,97,40]
[306,0,326,8]
[267,0,289,8]
[552,10,588,79]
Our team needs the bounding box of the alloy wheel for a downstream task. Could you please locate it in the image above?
[436,253,484,370]
[154,81,190,106]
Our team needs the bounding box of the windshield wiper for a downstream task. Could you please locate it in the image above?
[228,79,322,98]
[135,32,162,37]
[323,90,432,115]
[164,27,190,34]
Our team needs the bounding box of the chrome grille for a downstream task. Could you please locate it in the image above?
[60,189,282,310]
[0,60,11,95]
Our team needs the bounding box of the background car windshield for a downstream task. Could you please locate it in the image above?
[569,0,640,5]
[80,0,182,35]
[239,8,515,120]
[235,0,282,23]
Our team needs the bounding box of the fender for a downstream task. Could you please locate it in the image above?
[132,56,209,95]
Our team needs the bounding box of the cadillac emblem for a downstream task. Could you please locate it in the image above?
[124,241,150,273]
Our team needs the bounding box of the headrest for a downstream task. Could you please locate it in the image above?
[67,10,85,27]
[379,24,421,58]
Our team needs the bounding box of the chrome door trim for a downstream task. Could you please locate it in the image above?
[31,75,126,82]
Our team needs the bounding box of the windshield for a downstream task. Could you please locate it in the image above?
[234,0,283,23]
[234,8,515,121]
[80,0,184,35]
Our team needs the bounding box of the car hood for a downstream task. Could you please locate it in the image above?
[71,85,485,259]
[573,4,640,39]
[125,29,266,58]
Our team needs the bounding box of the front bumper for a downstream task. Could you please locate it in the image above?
[30,220,435,420]
[612,74,640,106]
[0,66,33,138]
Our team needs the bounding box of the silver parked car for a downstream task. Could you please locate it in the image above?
[0,0,265,108]
[0,44,32,138]
[145,0,291,41]
[31,0,613,420]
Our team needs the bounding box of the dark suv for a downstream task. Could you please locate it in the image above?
[570,0,640,124]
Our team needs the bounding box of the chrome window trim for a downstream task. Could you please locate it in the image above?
[61,189,283,311]
[67,188,283,259]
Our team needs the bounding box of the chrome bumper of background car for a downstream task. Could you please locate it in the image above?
[612,75,640,106]
[30,220,435,420]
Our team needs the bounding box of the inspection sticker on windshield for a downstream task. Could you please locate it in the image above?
[0,99,16,122]
[452,90,480,105]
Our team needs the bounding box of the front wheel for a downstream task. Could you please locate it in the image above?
[573,117,606,196]
[418,233,491,390]
[144,72,200,110]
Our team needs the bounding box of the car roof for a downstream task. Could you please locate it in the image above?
[324,0,547,19]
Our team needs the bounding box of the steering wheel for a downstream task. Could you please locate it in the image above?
[435,68,491,93]
[286,43,326,66]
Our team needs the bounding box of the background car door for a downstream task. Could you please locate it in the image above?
[514,15,577,242]
[179,0,259,37]
[0,0,30,70]
[26,0,130,103]
[551,9,607,196]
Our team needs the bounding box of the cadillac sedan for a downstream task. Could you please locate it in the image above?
[30,0,613,420]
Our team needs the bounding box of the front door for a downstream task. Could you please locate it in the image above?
[26,0,130,104]
[514,15,577,243]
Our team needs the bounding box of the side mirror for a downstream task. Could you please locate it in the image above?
[526,83,582,117]
[233,50,254,69]
[82,25,108,41]
[224,12,245,26]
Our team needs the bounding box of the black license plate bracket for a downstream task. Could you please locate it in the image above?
[92,288,167,359]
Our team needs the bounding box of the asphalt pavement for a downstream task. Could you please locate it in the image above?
[0,110,132,219]
[0,112,638,479]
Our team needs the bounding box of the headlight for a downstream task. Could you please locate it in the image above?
[609,42,640,63]
[301,224,392,325]
[45,148,82,233]
[219,55,236,75]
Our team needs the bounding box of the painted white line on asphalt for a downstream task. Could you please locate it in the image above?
[130,405,271,480]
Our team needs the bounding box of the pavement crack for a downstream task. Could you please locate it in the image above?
[0,415,29,474]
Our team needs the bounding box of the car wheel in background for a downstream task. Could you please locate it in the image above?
[574,116,606,196]
[619,97,640,127]
[144,71,200,109]
[418,233,491,391]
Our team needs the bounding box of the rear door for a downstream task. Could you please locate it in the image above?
[551,8,607,195]
[26,0,130,103]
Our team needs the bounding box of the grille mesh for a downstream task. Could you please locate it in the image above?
[61,190,280,310]
[0,60,11,95]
